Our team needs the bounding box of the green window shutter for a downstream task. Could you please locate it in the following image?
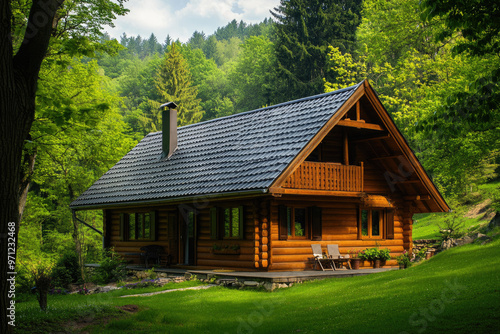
[238,206,244,239]
[279,205,288,240]
[119,213,126,241]
[311,206,322,241]
[386,210,395,239]
[210,207,218,240]
[150,211,157,241]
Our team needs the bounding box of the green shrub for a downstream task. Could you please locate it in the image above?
[438,217,465,240]
[92,249,127,284]
[359,247,391,261]
[395,250,412,268]
[51,251,82,288]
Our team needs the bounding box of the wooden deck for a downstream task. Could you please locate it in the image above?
[124,265,396,283]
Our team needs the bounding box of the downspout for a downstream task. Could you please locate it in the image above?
[71,210,103,248]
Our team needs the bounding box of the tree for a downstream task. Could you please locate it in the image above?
[188,31,206,50]
[417,0,500,194]
[229,36,279,112]
[203,35,218,60]
[420,0,500,56]
[0,1,127,331]
[154,43,204,126]
[271,0,363,100]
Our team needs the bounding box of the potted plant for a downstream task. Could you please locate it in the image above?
[378,248,391,266]
[359,247,391,268]
[396,250,412,269]
[359,247,379,267]
[348,249,361,270]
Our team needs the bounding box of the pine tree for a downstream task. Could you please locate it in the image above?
[271,0,362,100]
[155,43,204,126]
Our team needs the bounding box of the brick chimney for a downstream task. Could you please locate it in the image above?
[159,102,178,159]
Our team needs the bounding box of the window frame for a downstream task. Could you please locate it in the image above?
[210,206,244,240]
[120,211,156,241]
[358,208,385,240]
[287,206,309,239]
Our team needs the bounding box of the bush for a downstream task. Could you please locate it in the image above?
[92,249,127,284]
[122,279,160,289]
[51,251,82,288]
[395,250,412,268]
[359,247,391,261]
[438,217,465,240]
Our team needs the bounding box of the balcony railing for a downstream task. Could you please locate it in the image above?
[283,161,364,192]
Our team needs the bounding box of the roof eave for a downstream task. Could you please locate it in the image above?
[70,188,269,211]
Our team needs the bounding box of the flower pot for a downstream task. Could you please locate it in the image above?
[351,258,361,270]
[373,259,381,269]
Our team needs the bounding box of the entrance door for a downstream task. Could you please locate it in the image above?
[179,209,196,265]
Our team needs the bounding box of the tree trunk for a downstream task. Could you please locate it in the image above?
[0,1,64,331]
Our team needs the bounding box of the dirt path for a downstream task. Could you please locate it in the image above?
[120,284,216,298]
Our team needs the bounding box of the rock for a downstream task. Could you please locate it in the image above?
[93,286,118,294]
[488,212,500,230]
[136,272,148,280]
[184,272,192,280]
[481,239,492,245]
[456,236,473,246]
[263,282,276,292]
[243,281,260,287]
[157,278,171,286]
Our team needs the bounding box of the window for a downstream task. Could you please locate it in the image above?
[224,207,241,238]
[279,205,322,240]
[359,208,394,239]
[286,207,307,238]
[120,212,156,241]
[210,206,244,240]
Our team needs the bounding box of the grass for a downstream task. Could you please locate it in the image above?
[413,179,499,240]
[16,238,500,333]
[412,212,483,240]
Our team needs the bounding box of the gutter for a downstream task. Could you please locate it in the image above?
[70,188,269,211]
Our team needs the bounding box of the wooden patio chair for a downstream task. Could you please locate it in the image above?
[311,244,335,271]
[140,245,169,268]
[327,244,352,270]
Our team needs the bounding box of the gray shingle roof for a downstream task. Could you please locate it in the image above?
[70,83,361,209]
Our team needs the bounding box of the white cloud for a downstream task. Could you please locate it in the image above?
[106,0,280,43]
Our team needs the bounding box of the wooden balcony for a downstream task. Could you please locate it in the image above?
[282,161,364,192]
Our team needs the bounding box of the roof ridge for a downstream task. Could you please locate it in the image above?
[148,81,364,136]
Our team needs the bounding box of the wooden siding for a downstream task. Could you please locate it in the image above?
[106,201,259,270]
[268,198,407,270]
[283,161,363,192]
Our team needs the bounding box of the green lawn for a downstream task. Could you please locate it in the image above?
[413,180,499,240]
[16,238,500,333]
[412,212,484,240]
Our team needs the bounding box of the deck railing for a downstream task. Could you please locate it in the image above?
[283,161,364,192]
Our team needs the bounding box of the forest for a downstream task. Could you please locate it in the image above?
[2,0,499,316]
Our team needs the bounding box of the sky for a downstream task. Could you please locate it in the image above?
[106,0,281,43]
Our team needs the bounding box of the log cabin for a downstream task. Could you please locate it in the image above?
[70,80,450,270]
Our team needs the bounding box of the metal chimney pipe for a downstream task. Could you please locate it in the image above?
[159,102,178,159]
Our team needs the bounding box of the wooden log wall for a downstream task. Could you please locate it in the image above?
[196,202,255,270]
[106,200,258,270]
[106,208,174,265]
[268,198,407,271]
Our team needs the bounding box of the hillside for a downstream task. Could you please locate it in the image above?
[16,236,500,333]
